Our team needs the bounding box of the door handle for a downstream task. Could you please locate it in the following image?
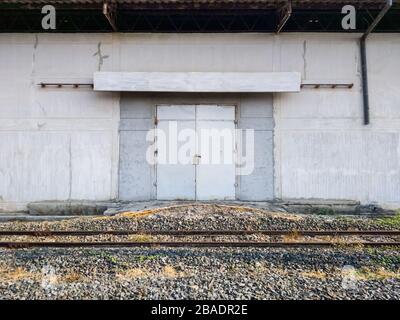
[193,154,201,165]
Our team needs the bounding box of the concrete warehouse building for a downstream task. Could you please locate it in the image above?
[0,0,399,212]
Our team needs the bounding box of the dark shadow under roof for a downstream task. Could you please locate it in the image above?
[0,1,394,9]
[0,0,399,32]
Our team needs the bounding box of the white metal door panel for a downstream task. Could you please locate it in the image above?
[157,105,196,120]
[196,106,236,200]
[156,105,196,200]
[196,105,236,121]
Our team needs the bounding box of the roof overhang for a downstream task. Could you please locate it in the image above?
[93,71,302,93]
[0,1,391,10]
[1,0,399,32]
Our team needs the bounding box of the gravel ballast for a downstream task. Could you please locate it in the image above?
[0,204,398,232]
[0,247,399,300]
[0,204,399,300]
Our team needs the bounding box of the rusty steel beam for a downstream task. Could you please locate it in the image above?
[103,0,117,31]
[276,0,292,33]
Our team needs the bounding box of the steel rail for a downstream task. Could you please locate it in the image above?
[0,230,399,236]
[0,241,399,249]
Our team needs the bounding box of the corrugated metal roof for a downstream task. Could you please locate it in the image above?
[1,0,397,32]
[1,1,392,12]
[0,0,390,5]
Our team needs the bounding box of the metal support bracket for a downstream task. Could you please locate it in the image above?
[276,1,292,34]
[103,0,117,32]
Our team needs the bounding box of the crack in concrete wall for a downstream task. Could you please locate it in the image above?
[93,42,109,71]
[302,40,307,80]
[37,122,46,130]
[31,35,38,86]
[68,136,72,200]
[356,41,362,93]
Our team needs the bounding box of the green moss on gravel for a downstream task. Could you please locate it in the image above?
[377,213,400,228]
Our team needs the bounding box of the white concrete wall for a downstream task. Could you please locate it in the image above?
[0,33,399,211]
[0,34,120,211]
[274,34,400,208]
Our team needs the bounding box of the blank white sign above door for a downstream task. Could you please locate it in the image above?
[94,72,301,92]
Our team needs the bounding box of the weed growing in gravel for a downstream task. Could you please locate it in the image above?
[134,254,161,263]
[328,236,364,249]
[91,251,129,267]
[250,262,267,275]
[105,254,119,265]
[335,216,353,223]
[368,249,400,269]
[377,213,400,228]
[226,264,242,275]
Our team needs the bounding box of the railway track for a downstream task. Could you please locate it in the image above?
[0,230,399,236]
[0,229,399,248]
[0,241,399,248]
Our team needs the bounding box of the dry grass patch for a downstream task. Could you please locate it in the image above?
[248,263,289,277]
[0,266,38,282]
[282,231,301,242]
[356,267,400,281]
[122,210,157,218]
[327,236,353,245]
[327,236,365,250]
[116,268,149,281]
[162,265,180,278]
[301,270,327,279]
[272,267,289,276]
[216,205,303,221]
[120,205,190,218]
[119,203,303,221]
[116,265,186,281]
[128,234,154,242]
[61,271,88,283]
[268,212,303,221]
